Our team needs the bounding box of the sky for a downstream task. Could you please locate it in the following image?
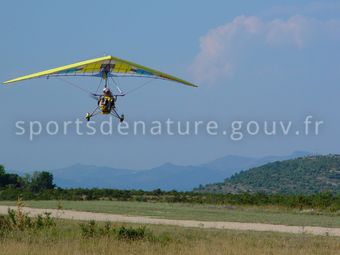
[1,0,340,171]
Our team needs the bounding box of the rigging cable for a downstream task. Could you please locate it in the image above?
[55,77,94,95]
[95,78,103,94]
[55,75,155,97]
[124,78,155,95]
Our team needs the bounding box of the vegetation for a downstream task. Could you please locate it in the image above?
[1,185,340,212]
[0,166,54,195]
[0,216,339,255]
[1,200,339,227]
[0,161,339,254]
[79,221,149,241]
[198,155,340,194]
[0,164,340,214]
[0,199,55,234]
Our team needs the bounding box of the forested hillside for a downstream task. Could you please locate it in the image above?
[197,155,340,194]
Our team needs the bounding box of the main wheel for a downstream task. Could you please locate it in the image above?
[120,114,125,123]
[85,113,91,122]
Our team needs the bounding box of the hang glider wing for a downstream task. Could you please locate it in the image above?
[3,56,197,87]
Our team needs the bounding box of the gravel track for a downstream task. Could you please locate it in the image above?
[1,205,339,237]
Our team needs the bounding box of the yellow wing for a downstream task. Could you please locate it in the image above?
[3,55,197,87]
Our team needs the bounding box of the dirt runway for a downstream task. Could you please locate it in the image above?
[1,205,339,237]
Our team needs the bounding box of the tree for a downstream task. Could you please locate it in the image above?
[30,171,55,192]
[0,173,21,188]
[0,165,22,189]
[0,165,5,176]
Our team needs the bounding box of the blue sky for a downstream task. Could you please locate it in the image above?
[1,0,340,171]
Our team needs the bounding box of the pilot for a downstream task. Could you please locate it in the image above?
[99,88,114,113]
[103,88,112,97]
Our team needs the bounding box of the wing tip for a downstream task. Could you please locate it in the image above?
[3,78,18,84]
[184,81,198,88]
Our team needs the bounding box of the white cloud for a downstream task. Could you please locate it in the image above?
[266,16,311,48]
[190,16,263,84]
[190,15,340,85]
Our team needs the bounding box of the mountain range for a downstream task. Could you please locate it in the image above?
[48,151,310,191]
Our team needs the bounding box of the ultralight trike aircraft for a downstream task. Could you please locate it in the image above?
[3,55,197,122]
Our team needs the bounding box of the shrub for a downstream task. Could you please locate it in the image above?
[35,213,55,229]
[1,199,56,233]
[80,220,97,238]
[116,226,146,241]
[79,222,150,241]
[0,215,11,234]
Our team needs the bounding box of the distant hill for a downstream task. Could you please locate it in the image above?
[47,151,310,191]
[196,155,340,194]
[51,163,228,191]
[200,151,310,176]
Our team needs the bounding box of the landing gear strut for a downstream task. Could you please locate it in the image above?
[85,108,125,122]
[112,108,124,123]
[85,105,100,122]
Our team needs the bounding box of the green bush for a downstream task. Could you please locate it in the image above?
[0,215,11,235]
[80,220,97,238]
[116,226,146,241]
[79,221,149,241]
[35,212,55,229]
[1,201,56,233]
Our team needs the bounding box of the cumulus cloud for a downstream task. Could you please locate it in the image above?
[190,15,340,85]
[266,16,311,48]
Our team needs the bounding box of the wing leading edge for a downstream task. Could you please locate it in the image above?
[3,55,197,87]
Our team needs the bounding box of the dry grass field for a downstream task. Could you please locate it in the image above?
[0,220,339,255]
[0,200,339,254]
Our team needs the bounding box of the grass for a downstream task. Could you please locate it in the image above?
[0,219,339,255]
[0,200,339,228]
[0,204,339,255]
